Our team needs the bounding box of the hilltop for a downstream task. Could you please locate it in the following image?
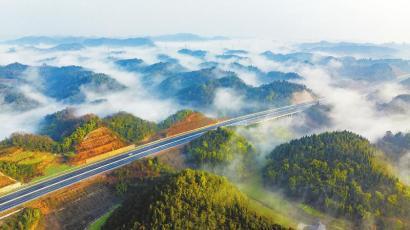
[103,169,288,230]
[263,131,410,228]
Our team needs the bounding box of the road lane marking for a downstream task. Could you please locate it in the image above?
[0,101,320,211]
[0,132,205,207]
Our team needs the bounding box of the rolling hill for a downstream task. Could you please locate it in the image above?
[103,169,288,230]
[263,131,410,228]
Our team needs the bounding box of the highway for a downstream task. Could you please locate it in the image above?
[0,100,318,213]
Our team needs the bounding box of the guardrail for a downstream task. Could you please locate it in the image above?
[0,100,320,199]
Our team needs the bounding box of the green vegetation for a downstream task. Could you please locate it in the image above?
[159,67,312,110]
[1,115,100,154]
[39,108,94,141]
[0,149,57,182]
[237,179,298,228]
[0,161,38,182]
[158,109,194,129]
[88,206,119,230]
[263,131,410,228]
[103,169,288,230]
[184,127,257,179]
[111,158,173,195]
[237,174,353,230]
[0,133,57,153]
[56,116,101,153]
[31,163,73,182]
[103,112,157,143]
[247,80,310,105]
[0,208,41,230]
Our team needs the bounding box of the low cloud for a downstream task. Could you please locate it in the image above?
[1,39,410,145]
[397,152,410,184]
[212,88,245,116]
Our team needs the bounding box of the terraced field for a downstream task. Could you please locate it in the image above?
[72,127,126,164]
[164,112,217,137]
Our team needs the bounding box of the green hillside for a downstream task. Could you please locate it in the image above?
[184,127,257,179]
[103,169,289,230]
[103,112,157,143]
[263,131,410,228]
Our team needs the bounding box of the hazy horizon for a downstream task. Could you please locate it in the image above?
[1,0,410,43]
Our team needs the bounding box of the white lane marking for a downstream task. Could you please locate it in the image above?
[0,102,317,208]
[0,208,22,220]
[0,132,204,207]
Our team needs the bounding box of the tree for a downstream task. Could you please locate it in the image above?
[103,169,288,230]
[103,112,157,143]
[184,127,257,179]
[263,131,410,227]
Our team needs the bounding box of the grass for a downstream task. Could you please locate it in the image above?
[0,147,75,184]
[248,197,297,228]
[236,175,353,230]
[299,203,326,218]
[30,163,73,183]
[87,205,119,230]
[44,163,72,177]
[0,150,55,166]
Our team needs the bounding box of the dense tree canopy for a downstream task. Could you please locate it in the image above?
[158,109,195,130]
[0,208,41,230]
[103,169,288,230]
[56,116,101,153]
[184,127,257,179]
[38,108,95,141]
[0,161,38,182]
[263,131,410,228]
[157,67,312,111]
[103,112,157,143]
[0,133,57,153]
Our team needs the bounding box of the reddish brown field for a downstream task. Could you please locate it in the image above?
[164,112,217,137]
[71,127,126,164]
[0,173,16,188]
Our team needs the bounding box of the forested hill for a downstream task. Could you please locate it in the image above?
[0,109,212,155]
[103,169,288,230]
[0,63,125,110]
[263,131,410,229]
[184,127,257,179]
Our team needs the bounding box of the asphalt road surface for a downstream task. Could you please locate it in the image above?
[0,101,318,213]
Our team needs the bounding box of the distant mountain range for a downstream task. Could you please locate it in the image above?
[0,63,125,111]
[150,33,228,42]
[114,57,313,113]
[3,33,228,47]
[262,51,410,81]
[379,94,410,114]
[299,41,397,57]
[4,36,154,47]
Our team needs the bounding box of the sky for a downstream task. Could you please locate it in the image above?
[0,0,409,43]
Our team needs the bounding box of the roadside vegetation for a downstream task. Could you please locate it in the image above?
[185,127,257,179]
[0,208,41,230]
[263,131,410,228]
[103,169,288,230]
[0,109,213,184]
[0,110,409,230]
[103,112,157,144]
